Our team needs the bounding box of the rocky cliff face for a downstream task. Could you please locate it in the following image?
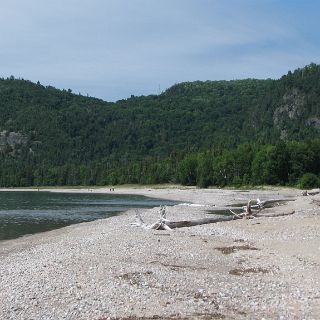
[0,130,28,154]
[272,88,320,139]
[273,88,305,125]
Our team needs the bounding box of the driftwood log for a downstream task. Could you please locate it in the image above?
[131,199,295,230]
[302,189,320,196]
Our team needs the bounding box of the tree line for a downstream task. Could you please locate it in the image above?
[0,139,319,188]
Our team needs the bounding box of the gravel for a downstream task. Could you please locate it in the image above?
[0,187,319,319]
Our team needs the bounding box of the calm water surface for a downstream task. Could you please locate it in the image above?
[0,191,178,241]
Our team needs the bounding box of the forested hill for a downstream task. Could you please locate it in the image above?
[0,64,319,187]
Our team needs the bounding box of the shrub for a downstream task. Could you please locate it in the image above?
[298,173,320,189]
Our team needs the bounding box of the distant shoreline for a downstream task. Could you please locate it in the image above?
[0,185,301,213]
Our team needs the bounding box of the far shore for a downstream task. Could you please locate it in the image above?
[1,186,319,319]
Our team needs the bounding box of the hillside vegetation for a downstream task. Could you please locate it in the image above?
[0,64,319,187]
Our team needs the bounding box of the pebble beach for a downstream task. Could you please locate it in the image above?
[0,187,319,319]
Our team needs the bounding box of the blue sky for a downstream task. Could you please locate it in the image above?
[1,0,319,101]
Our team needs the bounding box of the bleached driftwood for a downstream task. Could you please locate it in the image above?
[131,207,242,230]
[302,189,320,196]
[230,198,293,217]
[131,199,295,230]
[131,206,173,230]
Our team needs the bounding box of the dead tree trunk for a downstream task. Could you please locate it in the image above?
[162,215,241,229]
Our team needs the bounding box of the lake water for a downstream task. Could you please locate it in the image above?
[0,191,178,241]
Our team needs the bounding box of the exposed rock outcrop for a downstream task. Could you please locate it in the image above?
[0,130,28,153]
[273,88,305,126]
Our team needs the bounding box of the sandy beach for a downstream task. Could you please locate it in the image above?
[0,186,319,319]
